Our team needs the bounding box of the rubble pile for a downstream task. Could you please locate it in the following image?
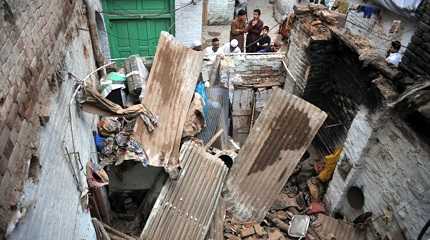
[77,31,368,240]
[222,152,341,240]
[96,117,148,167]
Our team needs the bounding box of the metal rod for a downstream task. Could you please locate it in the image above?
[205,129,224,150]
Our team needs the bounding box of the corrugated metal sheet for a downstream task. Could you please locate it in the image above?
[133,32,203,169]
[225,88,327,222]
[205,198,226,240]
[198,86,230,149]
[140,143,228,240]
[312,214,366,240]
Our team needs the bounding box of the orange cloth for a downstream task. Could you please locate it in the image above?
[318,148,343,182]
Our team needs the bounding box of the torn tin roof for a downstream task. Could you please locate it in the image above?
[225,88,327,222]
[133,31,203,169]
[140,142,228,240]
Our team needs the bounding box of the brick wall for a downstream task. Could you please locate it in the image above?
[399,0,430,84]
[285,19,311,94]
[0,0,98,236]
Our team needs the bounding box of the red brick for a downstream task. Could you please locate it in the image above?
[240,226,256,238]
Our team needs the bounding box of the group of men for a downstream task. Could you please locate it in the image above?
[230,8,277,53]
[192,8,279,60]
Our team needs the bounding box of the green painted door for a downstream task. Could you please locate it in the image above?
[102,0,175,60]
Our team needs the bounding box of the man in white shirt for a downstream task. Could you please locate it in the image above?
[204,38,222,63]
[222,39,242,54]
[385,41,402,67]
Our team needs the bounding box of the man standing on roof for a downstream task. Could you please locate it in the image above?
[246,9,264,53]
[230,9,247,52]
[222,39,241,54]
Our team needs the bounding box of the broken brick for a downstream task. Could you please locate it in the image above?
[253,224,266,236]
[268,228,286,240]
[224,233,241,240]
[240,226,256,238]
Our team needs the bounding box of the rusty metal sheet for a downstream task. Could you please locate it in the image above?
[312,214,366,240]
[225,88,327,222]
[140,142,228,240]
[133,32,203,169]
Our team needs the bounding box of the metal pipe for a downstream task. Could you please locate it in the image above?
[83,0,107,75]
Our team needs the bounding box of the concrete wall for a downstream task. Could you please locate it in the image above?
[175,0,203,47]
[207,0,235,25]
[324,108,373,213]
[326,111,430,239]
[0,0,100,238]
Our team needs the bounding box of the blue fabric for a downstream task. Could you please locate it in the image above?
[195,81,208,119]
[94,134,106,152]
[361,5,376,18]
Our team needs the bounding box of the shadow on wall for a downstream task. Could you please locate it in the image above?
[303,37,380,154]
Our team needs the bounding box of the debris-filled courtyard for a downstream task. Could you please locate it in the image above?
[1,0,430,240]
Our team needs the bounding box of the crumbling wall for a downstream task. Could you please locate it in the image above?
[324,108,373,213]
[326,112,430,239]
[207,0,235,25]
[358,115,430,239]
[219,54,290,145]
[399,0,430,83]
[219,54,288,86]
[175,0,203,46]
[285,20,311,94]
[0,0,100,238]
[303,36,378,154]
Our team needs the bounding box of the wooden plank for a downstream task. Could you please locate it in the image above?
[133,32,203,170]
[232,88,253,145]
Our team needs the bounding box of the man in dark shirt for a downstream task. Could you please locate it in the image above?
[257,26,271,52]
[245,9,264,53]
